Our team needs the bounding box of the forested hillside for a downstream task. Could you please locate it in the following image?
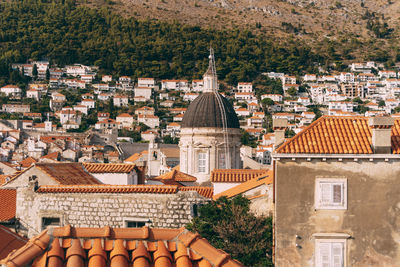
[0,0,397,86]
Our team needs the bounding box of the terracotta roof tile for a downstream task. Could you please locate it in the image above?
[0,225,27,260]
[36,184,179,194]
[19,157,37,168]
[83,163,135,173]
[213,170,273,200]
[275,116,400,154]
[154,169,197,182]
[35,163,102,185]
[179,186,214,198]
[0,189,16,222]
[40,152,59,161]
[211,169,270,183]
[0,226,243,266]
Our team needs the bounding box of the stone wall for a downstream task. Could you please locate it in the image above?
[16,186,209,238]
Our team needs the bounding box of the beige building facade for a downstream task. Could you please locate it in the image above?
[273,116,400,266]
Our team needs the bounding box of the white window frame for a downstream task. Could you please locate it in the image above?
[314,234,349,267]
[315,178,347,210]
[197,151,207,173]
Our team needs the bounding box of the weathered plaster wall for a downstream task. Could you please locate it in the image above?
[274,159,400,266]
[16,187,209,238]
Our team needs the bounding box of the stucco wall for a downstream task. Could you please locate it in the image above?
[91,172,137,185]
[16,187,209,238]
[274,158,400,266]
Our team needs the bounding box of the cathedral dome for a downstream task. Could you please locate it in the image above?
[181,92,240,129]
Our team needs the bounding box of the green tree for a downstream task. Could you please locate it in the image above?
[163,135,179,144]
[187,196,273,266]
[378,100,385,107]
[32,64,38,80]
[287,86,297,97]
[45,68,50,81]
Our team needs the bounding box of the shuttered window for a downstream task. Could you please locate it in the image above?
[316,241,344,267]
[316,179,347,209]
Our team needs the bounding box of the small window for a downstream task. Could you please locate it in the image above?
[315,178,347,210]
[197,152,207,173]
[125,221,146,228]
[315,239,346,267]
[42,217,60,230]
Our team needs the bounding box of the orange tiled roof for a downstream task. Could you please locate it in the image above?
[275,116,400,154]
[83,163,136,173]
[179,186,214,198]
[40,152,59,161]
[0,189,16,221]
[36,184,179,194]
[0,225,243,267]
[154,169,197,182]
[0,175,10,185]
[213,170,273,200]
[35,163,102,185]
[211,169,270,183]
[19,157,37,168]
[0,225,27,259]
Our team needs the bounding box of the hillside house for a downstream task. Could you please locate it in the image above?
[1,85,21,99]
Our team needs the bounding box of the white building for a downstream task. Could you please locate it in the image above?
[134,87,152,100]
[137,78,155,88]
[1,85,21,98]
[237,82,253,93]
[138,115,159,128]
[113,95,129,107]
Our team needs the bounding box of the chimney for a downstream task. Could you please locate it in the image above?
[369,116,394,154]
[273,118,288,148]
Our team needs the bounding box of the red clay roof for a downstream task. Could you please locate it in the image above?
[40,152,59,161]
[35,163,102,185]
[154,169,197,182]
[211,169,270,183]
[0,225,242,267]
[275,116,400,154]
[35,185,213,198]
[0,225,27,260]
[213,170,273,200]
[19,157,37,168]
[0,189,16,222]
[83,163,136,173]
[36,184,179,194]
[179,186,214,198]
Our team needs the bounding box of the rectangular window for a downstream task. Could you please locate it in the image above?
[315,179,347,210]
[41,217,60,230]
[315,239,346,267]
[197,152,207,173]
[125,221,146,228]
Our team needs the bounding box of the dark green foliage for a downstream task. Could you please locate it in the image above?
[118,129,141,141]
[187,196,273,266]
[0,1,319,85]
[254,75,283,97]
[162,135,179,144]
[240,129,257,148]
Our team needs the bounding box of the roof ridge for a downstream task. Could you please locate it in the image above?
[275,116,326,153]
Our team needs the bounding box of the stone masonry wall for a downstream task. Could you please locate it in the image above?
[16,187,209,238]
